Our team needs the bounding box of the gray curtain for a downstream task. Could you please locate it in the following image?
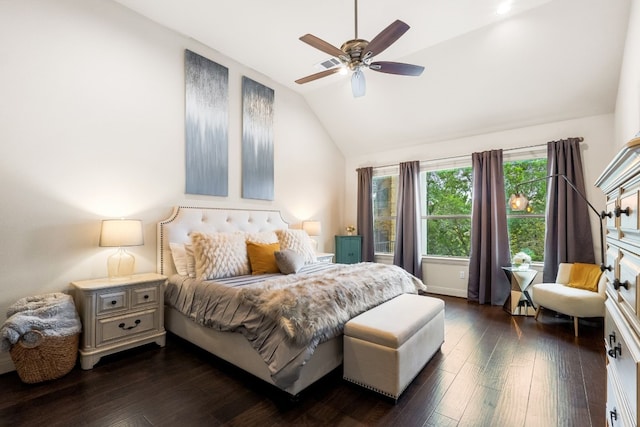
[467,150,511,305]
[393,161,422,277]
[543,138,595,282]
[357,167,375,262]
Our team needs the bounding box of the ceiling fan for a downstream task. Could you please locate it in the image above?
[295,0,425,97]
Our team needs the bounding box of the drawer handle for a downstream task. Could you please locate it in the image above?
[118,319,141,331]
[608,342,622,359]
[613,279,629,290]
[615,206,630,217]
[610,407,618,425]
[601,210,613,219]
[601,264,612,272]
[143,295,149,300]
[609,331,617,347]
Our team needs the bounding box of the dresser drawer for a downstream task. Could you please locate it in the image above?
[132,286,159,307]
[620,188,640,246]
[605,299,640,421]
[96,309,159,346]
[97,290,127,314]
[607,365,632,427]
[619,249,640,316]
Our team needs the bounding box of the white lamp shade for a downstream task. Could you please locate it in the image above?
[509,194,529,211]
[351,68,366,98]
[302,220,322,237]
[99,219,144,247]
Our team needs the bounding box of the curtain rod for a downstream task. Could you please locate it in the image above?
[364,137,583,171]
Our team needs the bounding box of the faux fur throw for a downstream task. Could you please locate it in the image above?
[239,262,426,344]
[1,293,81,351]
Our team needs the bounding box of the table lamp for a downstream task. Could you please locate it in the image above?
[302,220,321,251]
[99,219,144,278]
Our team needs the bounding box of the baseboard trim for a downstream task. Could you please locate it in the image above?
[426,286,467,299]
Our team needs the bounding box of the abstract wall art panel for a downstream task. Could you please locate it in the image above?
[241,76,274,201]
[185,49,229,196]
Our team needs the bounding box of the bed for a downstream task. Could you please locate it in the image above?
[157,206,425,396]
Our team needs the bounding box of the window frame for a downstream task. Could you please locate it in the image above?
[371,146,547,260]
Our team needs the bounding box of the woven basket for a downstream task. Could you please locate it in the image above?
[10,331,79,384]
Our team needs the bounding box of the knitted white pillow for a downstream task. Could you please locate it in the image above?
[245,231,278,244]
[275,229,317,264]
[191,232,250,280]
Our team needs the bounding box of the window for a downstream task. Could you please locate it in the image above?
[372,156,548,261]
[424,167,473,257]
[504,158,548,262]
[372,175,397,253]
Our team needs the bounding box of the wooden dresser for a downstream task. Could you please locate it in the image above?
[595,136,640,427]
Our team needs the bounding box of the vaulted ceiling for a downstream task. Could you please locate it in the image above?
[113,0,631,156]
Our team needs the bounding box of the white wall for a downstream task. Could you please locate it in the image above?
[345,114,616,297]
[0,0,344,373]
[615,0,640,147]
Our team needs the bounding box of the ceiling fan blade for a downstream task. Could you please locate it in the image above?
[369,61,424,76]
[295,67,343,84]
[362,20,410,61]
[299,34,345,58]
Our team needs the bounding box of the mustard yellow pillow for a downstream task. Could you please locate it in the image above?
[247,242,280,275]
[566,263,602,292]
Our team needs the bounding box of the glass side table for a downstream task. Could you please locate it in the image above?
[501,267,538,316]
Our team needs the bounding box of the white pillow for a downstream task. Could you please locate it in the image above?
[246,231,278,244]
[191,232,250,280]
[169,243,197,277]
[275,229,317,264]
[169,243,188,276]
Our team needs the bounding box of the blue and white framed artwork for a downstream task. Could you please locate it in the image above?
[184,49,229,196]
[241,76,274,201]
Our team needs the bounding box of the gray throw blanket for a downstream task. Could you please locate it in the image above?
[1,293,82,351]
[166,262,425,388]
[238,262,426,344]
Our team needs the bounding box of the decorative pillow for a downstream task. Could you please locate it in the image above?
[246,231,278,244]
[247,242,281,275]
[566,263,602,292]
[274,249,305,274]
[169,243,196,277]
[191,232,250,280]
[275,229,317,264]
[185,244,196,278]
[169,243,188,276]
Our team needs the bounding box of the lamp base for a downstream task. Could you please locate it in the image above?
[107,248,135,279]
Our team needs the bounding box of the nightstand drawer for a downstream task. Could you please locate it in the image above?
[97,309,158,346]
[97,291,127,314]
[132,286,159,307]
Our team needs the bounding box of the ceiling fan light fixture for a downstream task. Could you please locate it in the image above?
[338,66,349,76]
[351,68,366,98]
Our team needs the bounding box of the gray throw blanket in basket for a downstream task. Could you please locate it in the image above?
[0,293,82,351]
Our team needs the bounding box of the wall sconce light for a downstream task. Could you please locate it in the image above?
[99,219,144,278]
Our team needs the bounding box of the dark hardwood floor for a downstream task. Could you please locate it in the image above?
[0,295,605,427]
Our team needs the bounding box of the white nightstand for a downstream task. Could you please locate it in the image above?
[71,273,167,369]
[316,252,335,263]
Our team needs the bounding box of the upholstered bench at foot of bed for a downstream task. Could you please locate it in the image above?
[343,293,445,401]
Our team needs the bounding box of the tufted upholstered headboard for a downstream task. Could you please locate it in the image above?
[157,206,289,276]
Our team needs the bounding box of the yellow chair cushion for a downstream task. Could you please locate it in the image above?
[247,242,280,275]
[566,263,602,292]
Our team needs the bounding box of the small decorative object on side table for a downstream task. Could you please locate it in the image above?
[71,273,167,369]
[315,252,335,263]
